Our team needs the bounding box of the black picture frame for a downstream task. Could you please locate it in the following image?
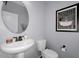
[56,3,79,32]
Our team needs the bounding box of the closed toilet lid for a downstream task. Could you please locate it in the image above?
[42,49,58,58]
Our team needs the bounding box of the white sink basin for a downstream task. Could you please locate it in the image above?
[0,39,35,57]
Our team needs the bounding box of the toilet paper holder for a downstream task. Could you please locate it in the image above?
[61,45,66,48]
[61,45,67,52]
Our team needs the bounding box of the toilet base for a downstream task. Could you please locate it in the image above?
[16,52,24,58]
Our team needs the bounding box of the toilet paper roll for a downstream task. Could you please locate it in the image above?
[61,48,66,52]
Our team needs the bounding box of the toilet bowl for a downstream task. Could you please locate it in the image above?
[42,49,58,58]
[36,39,58,58]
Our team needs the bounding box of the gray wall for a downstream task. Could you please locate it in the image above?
[45,1,79,58]
[0,1,45,58]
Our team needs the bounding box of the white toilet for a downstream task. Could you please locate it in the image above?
[36,39,58,58]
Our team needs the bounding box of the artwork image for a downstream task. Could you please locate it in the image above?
[56,5,77,32]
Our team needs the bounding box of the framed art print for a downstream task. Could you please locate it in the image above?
[56,4,78,32]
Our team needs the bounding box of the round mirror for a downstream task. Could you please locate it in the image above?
[1,1,29,34]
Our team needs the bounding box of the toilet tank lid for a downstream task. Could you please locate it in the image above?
[42,49,58,57]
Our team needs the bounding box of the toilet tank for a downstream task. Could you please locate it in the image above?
[36,39,46,51]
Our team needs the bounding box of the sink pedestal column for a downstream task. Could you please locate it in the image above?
[16,52,24,58]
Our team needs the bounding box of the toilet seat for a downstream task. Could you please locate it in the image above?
[42,49,58,58]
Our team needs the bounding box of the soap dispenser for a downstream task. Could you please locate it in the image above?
[6,37,13,44]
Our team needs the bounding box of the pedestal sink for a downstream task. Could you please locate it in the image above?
[0,39,35,58]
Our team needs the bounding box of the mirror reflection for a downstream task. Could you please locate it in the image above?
[1,1,29,33]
